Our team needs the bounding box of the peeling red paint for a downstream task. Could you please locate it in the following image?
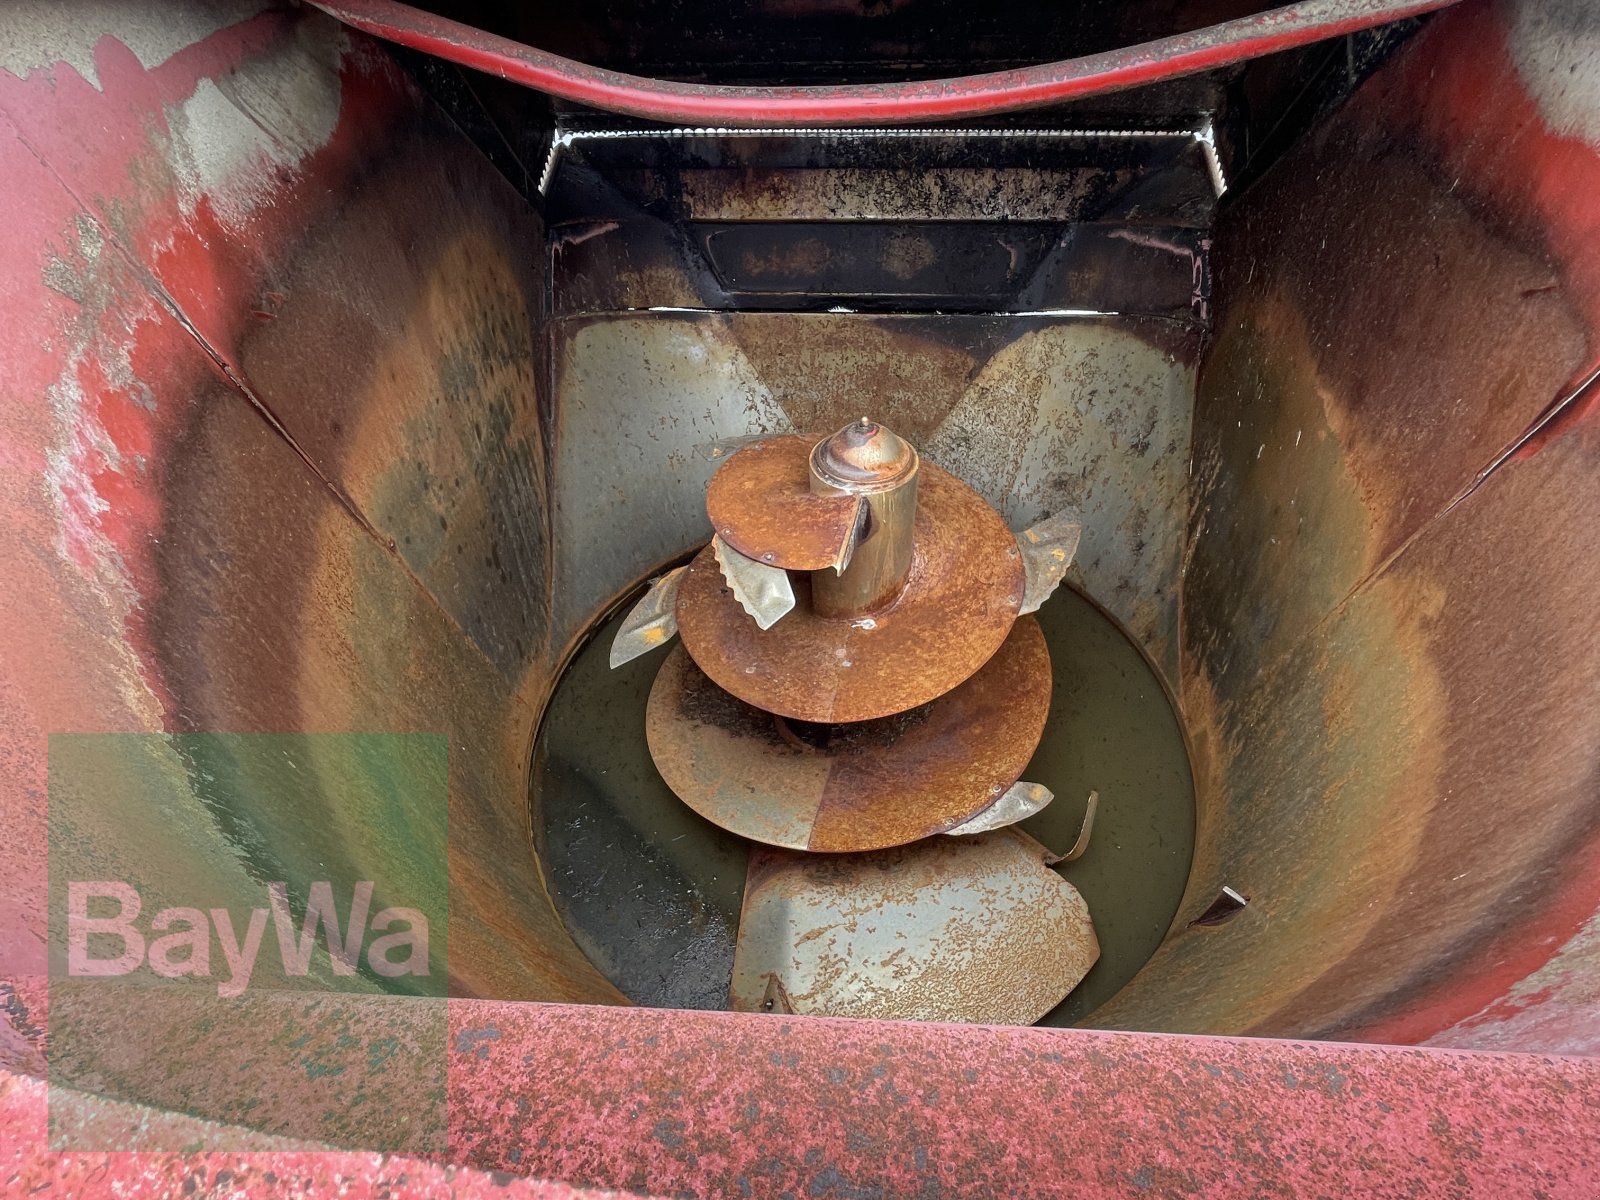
[1390,4,1600,340]
[1397,1,1600,470]
[1,1068,640,1199]
[443,1003,1600,1196]
[1347,829,1600,1047]
[9,997,1600,1197]
[0,6,423,993]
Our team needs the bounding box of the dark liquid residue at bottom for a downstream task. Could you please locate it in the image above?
[532,584,1195,1024]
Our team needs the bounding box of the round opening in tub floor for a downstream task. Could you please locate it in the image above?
[531,581,1194,1025]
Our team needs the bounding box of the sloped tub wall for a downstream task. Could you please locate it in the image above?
[1096,0,1600,1051]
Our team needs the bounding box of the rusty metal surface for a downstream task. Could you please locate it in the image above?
[0,7,1592,1198]
[2,0,562,681]
[0,0,617,1016]
[645,618,1051,852]
[213,125,556,687]
[677,458,1025,722]
[1096,0,1600,1050]
[729,828,1097,1023]
[0,0,1199,1040]
[543,117,1209,677]
[705,434,862,570]
[921,318,1197,682]
[551,320,1194,692]
[548,315,794,656]
[602,142,1208,224]
[547,312,1197,682]
[682,170,1122,223]
[543,106,1212,683]
[552,214,1209,319]
[8,19,1600,1196]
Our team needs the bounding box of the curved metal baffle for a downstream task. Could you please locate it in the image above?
[677,454,1025,723]
[729,827,1099,1023]
[646,617,1053,852]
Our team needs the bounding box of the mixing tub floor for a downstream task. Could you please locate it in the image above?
[532,582,1194,1024]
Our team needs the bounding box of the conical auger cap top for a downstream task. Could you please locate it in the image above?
[810,418,917,494]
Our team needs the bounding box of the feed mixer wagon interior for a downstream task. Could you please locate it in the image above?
[5,0,1600,1188]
